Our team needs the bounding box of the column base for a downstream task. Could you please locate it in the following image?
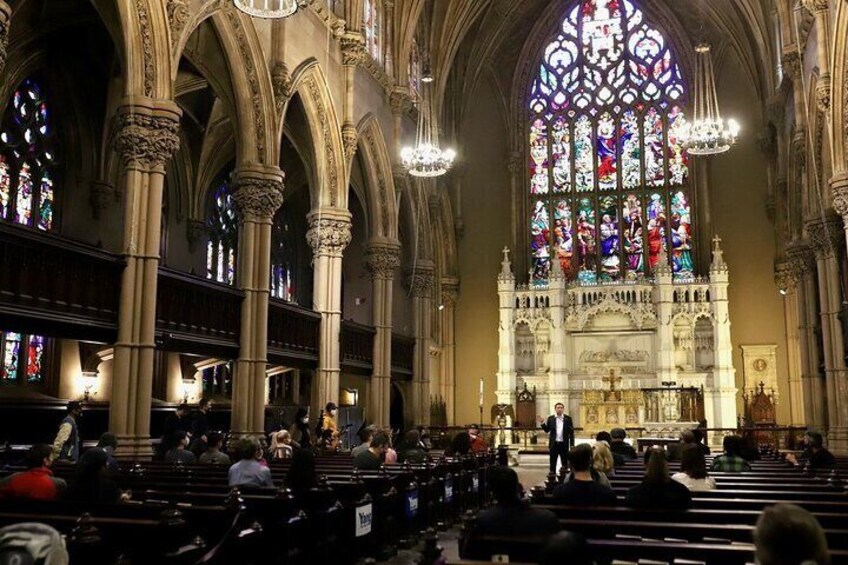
[826,427,848,454]
[113,436,155,461]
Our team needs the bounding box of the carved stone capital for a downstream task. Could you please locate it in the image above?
[306,211,352,256]
[815,77,831,113]
[272,61,292,110]
[781,51,800,80]
[89,181,114,220]
[831,173,848,221]
[440,279,460,307]
[340,32,366,66]
[405,263,436,298]
[806,212,844,259]
[389,88,413,116]
[166,0,190,43]
[342,123,358,162]
[786,241,815,277]
[186,219,210,253]
[801,0,828,13]
[112,100,182,169]
[774,260,799,292]
[364,241,401,279]
[231,167,285,219]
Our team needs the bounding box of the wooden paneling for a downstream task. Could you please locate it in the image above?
[340,321,375,374]
[267,299,321,367]
[391,333,415,379]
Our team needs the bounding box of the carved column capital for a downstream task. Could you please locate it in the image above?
[801,0,828,13]
[272,61,292,110]
[306,210,352,256]
[112,99,182,169]
[774,260,800,292]
[390,88,413,116]
[815,77,831,113]
[364,240,401,279]
[340,32,366,66]
[342,123,358,162]
[806,212,844,259]
[781,51,801,80]
[440,279,460,307]
[231,166,285,219]
[830,173,848,222]
[786,241,815,277]
[405,262,436,298]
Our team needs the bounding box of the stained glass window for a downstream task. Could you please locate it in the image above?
[202,362,232,399]
[0,79,57,231]
[271,207,297,303]
[207,178,238,285]
[1,332,46,385]
[528,0,692,283]
[364,0,382,63]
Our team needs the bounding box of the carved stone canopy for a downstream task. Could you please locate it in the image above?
[232,167,285,219]
[805,212,845,258]
[364,240,401,279]
[306,210,353,256]
[405,261,436,298]
[112,99,182,169]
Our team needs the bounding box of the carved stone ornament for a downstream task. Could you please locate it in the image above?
[232,175,285,219]
[340,33,366,66]
[785,241,815,278]
[780,51,800,80]
[0,2,10,76]
[113,110,181,169]
[306,217,352,255]
[815,78,831,113]
[441,283,459,308]
[801,0,828,13]
[406,266,435,298]
[89,181,114,220]
[806,214,844,258]
[831,173,848,220]
[272,62,292,111]
[342,123,358,162]
[389,89,412,116]
[135,0,155,97]
[186,219,210,253]
[774,260,799,292]
[364,243,401,279]
[792,130,807,169]
[167,0,191,45]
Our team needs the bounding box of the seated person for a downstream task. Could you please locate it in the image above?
[0,444,67,501]
[609,428,637,460]
[666,430,697,462]
[552,444,617,506]
[164,431,197,465]
[461,466,559,560]
[397,430,428,464]
[96,433,120,473]
[691,427,711,456]
[66,449,123,504]
[539,531,592,565]
[754,503,830,565]
[711,435,752,472]
[351,426,375,458]
[672,445,717,491]
[595,431,625,467]
[198,432,231,465]
[592,441,616,478]
[468,425,489,454]
[624,447,692,510]
[228,437,274,488]
[786,431,836,470]
[353,430,389,470]
[269,430,294,460]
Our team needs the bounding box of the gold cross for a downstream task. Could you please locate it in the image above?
[602,369,622,392]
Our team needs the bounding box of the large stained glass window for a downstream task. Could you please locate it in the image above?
[1,332,46,385]
[206,179,238,285]
[0,79,57,231]
[271,207,296,303]
[528,0,691,284]
[363,0,382,63]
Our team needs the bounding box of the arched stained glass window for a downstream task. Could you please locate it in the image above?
[207,179,238,285]
[1,331,46,384]
[271,207,296,303]
[202,361,232,399]
[0,79,57,231]
[364,0,382,63]
[528,0,691,284]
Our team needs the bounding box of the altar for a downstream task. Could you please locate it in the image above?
[495,239,737,443]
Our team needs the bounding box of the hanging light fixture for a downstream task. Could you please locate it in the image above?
[233,0,300,19]
[401,82,456,177]
[685,43,740,155]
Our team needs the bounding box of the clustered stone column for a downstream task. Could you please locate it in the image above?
[407,261,435,426]
[439,279,459,425]
[110,98,181,458]
[364,240,401,427]
[806,212,848,450]
[307,209,352,414]
[340,34,365,163]
[802,0,832,113]
[230,165,285,438]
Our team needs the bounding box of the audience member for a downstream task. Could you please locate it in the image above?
[672,445,717,491]
[65,448,122,504]
[51,401,82,463]
[96,433,119,473]
[286,449,317,500]
[161,403,191,455]
[353,431,389,470]
[553,444,617,506]
[384,432,398,464]
[448,430,472,456]
[595,431,625,467]
[667,430,696,461]
[462,466,559,560]
[753,503,830,565]
[691,428,711,455]
[592,441,616,478]
[351,426,375,458]
[397,430,428,464]
[468,424,489,454]
[228,437,274,488]
[269,430,294,459]
[164,431,197,465]
[539,531,593,565]
[188,398,212,455]
[0,444,66,501]
[624,447,692,510]
[198,432,231,465]
[609,428,636,460]
[786,431,836,470]
[289,408,312,449]
[711,435,752,472]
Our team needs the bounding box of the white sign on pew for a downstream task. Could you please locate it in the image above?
[355,503,373,537]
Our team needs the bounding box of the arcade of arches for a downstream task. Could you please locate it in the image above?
[2,0,848,456]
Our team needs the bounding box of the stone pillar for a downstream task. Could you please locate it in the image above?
[775,257,805,425]
[496,248,517,411]
[440,278,459,424]
[806,213,848,450]
[548,257,571,417]
[109,98,181,459]
[802,0,832,113]
[707,238,737,433]
[340,33,365,164]
[407,261,435,426]
[230,166,285,438]
[653,250,677,386]
[383,0,395,78]
[364,239,400,427]
[0,1,10,76]
[307,209,352,415]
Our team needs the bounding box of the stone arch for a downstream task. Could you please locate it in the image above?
[356,114,399,241]
[832,3,848,174]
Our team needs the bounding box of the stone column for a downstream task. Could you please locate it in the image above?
[340,33,365,164]
[307,209,352,414]
[806,213,848,450]
[801,0,832,113]
[707,238,737,434]
[653,250,677,386]
[775,258,805,425]
[230,166,285,438]
[440,278,459,424]
[0,1,11,76]
[496,248,517,411]
[383,0,395,78]
[364,239,401,427]
[110,98,181,459]
[407,261,435,426]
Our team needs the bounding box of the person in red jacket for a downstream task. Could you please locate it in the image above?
[0,444,66,501]
[468,425,489,454]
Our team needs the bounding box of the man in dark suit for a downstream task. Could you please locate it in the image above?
[537,402,574,473]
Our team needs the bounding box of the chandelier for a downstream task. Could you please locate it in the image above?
[401,82,456,177]
[685,43,740,155]
[233,0,300,18]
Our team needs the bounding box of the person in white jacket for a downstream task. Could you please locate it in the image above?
[672,445,717,491]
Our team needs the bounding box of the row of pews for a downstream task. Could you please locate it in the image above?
[0,451,493,564]
[458,448,848,564]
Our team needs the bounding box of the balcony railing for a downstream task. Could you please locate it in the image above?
[391,333,415,379]
[267,299,321,365]
[340,320,375,373]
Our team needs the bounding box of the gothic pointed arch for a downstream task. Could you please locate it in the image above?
[356,114,398,241]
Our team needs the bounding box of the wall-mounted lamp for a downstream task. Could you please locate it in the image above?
[778,288,787,296]
[81,371,99,401]
[339,388,359,407]
[438,304,445,311]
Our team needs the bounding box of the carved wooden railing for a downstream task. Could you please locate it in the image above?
[156,268,242,355]
[391,333,415,379]
[0,224,122,341]
[267,299,320,364]
[340,320,375,373]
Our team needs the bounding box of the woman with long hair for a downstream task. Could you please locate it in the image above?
[269,430,294,459]
[672,445,717,491]
[592,441,615,478]
[624,446,692,509]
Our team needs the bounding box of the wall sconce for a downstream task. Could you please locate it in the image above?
[81,371,99,401]
[339,388,358,407]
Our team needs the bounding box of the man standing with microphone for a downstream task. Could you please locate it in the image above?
[537,402,574,474]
